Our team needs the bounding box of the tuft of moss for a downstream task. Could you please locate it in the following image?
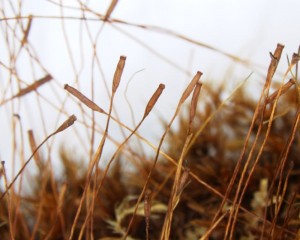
[1,45,300,240]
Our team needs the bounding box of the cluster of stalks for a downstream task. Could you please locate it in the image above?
[1,43,300,240]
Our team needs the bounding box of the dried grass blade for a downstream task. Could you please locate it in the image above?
[64,84,105,113]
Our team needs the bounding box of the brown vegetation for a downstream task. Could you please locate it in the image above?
[1,1,300,239]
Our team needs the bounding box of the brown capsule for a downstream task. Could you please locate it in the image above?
[112,56,126,93]
[28,130,42,168]
[291,52,300,65]
[64,84,105,113]
[144,83,165,118]
[56,115,77,133]
[176,168,190,196]
[179,71,202,105]
[189,81,202,128]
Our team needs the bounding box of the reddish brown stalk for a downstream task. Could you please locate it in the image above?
[200,209,229,240]
[279,191,297,239]
[161,134,193,239]
[78,83,165,238]
[144,189,152,240]
[226,44,284,240]
[124,71,202,238]
[44,183,68,240]
[205,44,283,240]
[0,115,77,200]
[70,56,126,239]
[161,80,202,238]
[89,56,126,235]
[270,161,293,238]
[266,108,300,238]
[236,51,299,240]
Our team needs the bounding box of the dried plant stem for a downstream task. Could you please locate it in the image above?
[44,183,68,240]
[1,161,14,239]
[266,79,295,104]
[161,80,202,239]
[0,115,77,201]
[21,14,32,46]
[229,51,298,240]
[200,209,229,240]
[267,107,300,237]
[69,56,126,239]
[64,58,296,239]
[270,161,293,238]
[90,55,126,235]
[224,44,285,239]
[78,83,165,239]
[124,71,202,238]
[103,0,119,21]
[160,134,193,239]
[69,106,109,240]
[144,189,152,240]
[206,44,282,240]
[187,72,252,153]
